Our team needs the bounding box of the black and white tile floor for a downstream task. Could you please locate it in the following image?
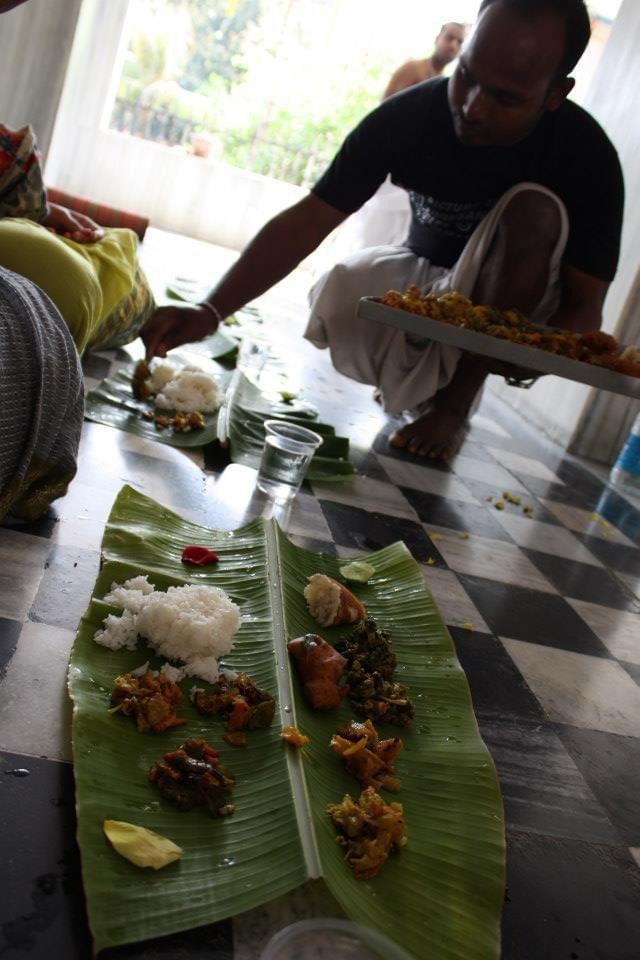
[1,232,639,959]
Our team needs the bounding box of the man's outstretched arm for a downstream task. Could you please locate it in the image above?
[142,193,347,358]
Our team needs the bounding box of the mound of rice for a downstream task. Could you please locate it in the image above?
[103,574,155,613]
[93,576,241,683]
[147,360,179,395]
[155,367,221,413]
[94,609,138,650]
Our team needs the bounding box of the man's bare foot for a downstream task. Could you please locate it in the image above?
[389,407,466,461]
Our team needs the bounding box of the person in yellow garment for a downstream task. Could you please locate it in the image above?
[0,122,154,355]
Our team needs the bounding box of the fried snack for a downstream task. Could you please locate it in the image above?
[330,719,403,792]
[288,633,346,709]
[579,330,619,355]
[303,573,365,627]
[327,786,407,879]
[281,725,310,748]
[379,287,640,378]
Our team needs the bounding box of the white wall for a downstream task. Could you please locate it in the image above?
[0,0,82,157]
[569,0,640,462]
[47,126,306,250]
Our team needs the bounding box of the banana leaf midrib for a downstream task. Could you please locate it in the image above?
[264,519,322,881]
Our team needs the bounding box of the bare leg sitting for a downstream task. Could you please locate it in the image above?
[389,189,563,459]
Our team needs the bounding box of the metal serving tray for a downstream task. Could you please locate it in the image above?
[357,297,640,399]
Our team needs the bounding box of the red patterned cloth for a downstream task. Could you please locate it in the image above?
[0,124,47,220]
[47,187,150,241]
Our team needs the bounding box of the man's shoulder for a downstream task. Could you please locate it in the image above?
[552,99,619,159]
[395,74,448,101]
[382,75,448,117]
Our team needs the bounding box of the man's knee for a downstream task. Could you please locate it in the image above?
[498,189,563,249]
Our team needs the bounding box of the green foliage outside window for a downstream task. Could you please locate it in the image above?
[111,0,391,187]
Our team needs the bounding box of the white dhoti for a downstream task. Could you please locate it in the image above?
[306,182,569,414]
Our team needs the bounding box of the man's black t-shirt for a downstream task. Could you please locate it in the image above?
[312,77,624,281]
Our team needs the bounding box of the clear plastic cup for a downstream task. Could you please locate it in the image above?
[237,338,268,381]
[256,420,323,502]
[259,918,415,960]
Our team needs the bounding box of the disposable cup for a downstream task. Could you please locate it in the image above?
[256,419,323,502]
[259,918,415,960]
[237,338,268,380]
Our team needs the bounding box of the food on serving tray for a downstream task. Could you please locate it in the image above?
[330,719,403,792]
[288,633,347,710]
[303,573,365,627]
[148,737,235,817]
[379,287,640,377]
[103,820,182,870]
[281,725,310,748]
[191,671,276,730]
[93,576,241,684]
[327,786,407,880]
[133,358,223,412]
[336,619,415,727]
[109,669,187,734]
[338,560,376,584]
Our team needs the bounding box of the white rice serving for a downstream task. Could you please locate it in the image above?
[159,662,186,683]
[154,367,221,413]
[147,360,179,394]
[93,577,241,683]
[103,574,155,613]
[94,608,139,650]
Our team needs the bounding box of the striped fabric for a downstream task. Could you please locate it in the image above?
[47,187,150,240]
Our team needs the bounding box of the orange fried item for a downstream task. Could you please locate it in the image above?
[288,633,347,710]
[379,287,640,379]
[330,719,403,792]
[303,573,365,627]
[281,726,310,748]
[579,330,619,355]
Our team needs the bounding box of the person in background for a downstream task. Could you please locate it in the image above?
[383,22,467,99]
[318,21,468,272]
[143,0,623,463]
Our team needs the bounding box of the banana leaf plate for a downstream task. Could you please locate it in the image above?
[84,350,230,449]
[85,360,355,479]
[68,485,505,958]
[223,372,354,481]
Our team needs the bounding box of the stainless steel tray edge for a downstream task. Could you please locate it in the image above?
[357,298,640,399]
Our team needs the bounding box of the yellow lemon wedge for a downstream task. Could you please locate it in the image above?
[103,820,182,870]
